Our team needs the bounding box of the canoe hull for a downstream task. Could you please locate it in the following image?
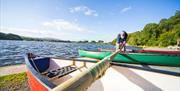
[98,48,180,55]
[25,54,56,91]
[25,53,113,91]
[26,71,48,91]
[79,50,180,67]
[138,50,180,54]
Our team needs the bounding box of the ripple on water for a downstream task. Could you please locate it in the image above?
[0,40,114,66]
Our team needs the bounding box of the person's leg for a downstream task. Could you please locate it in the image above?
[116,43,120,51]
[121,45,124,51]
[119,42,125,52]
[124,44,126,51]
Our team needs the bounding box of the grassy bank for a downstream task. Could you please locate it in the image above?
[0,72,29,91]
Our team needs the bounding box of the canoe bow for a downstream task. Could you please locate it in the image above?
[52,50,121,91]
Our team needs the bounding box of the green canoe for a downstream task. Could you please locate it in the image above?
[78,50,180,67]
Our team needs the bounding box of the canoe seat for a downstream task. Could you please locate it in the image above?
[42,65,77,78]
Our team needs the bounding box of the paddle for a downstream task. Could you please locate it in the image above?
[52,45,124,91]
[110,43,125,59]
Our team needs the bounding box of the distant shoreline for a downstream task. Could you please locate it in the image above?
[0,32,106,44]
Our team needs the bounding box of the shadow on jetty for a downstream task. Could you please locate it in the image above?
[112,66,162,91]
[111,62,180,77]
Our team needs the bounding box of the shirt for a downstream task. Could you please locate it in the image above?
[117,33,128,43]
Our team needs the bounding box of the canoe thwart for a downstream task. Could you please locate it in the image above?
[42,65,77,78]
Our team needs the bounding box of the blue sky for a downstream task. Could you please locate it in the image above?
[0,0,179,42]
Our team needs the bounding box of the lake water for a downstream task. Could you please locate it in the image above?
[0,40,114,66]
[1,40,179,74]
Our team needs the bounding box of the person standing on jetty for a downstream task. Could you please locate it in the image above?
[116,31,128,52]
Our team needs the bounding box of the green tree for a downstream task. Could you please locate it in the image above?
[121,10,180,47]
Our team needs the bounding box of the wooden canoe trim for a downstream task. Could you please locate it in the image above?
[72,58,76,65]
[52,50,121,91]
[83,61,87,67]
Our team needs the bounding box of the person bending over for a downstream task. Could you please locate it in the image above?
[116,31,128,52]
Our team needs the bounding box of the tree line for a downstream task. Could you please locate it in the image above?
[0,32,71,42]
[112,11,180,47]
[0,32,105,44]
[0,32,23,40]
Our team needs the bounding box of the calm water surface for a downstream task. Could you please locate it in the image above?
[0,40,114,66]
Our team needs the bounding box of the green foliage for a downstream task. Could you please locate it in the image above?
[125,11,180,47]
[0,72,29,91]
[0,32,72,42]
[0,32,22,40]
[111,39,116,45]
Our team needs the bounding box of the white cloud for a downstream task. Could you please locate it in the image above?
[121,6,132,13]
[0,27,47,37]
[42,19,94,33]
[69,6,98,16]
[0,26,74,40]
[0,19,95,41]
[0,26,97,41]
